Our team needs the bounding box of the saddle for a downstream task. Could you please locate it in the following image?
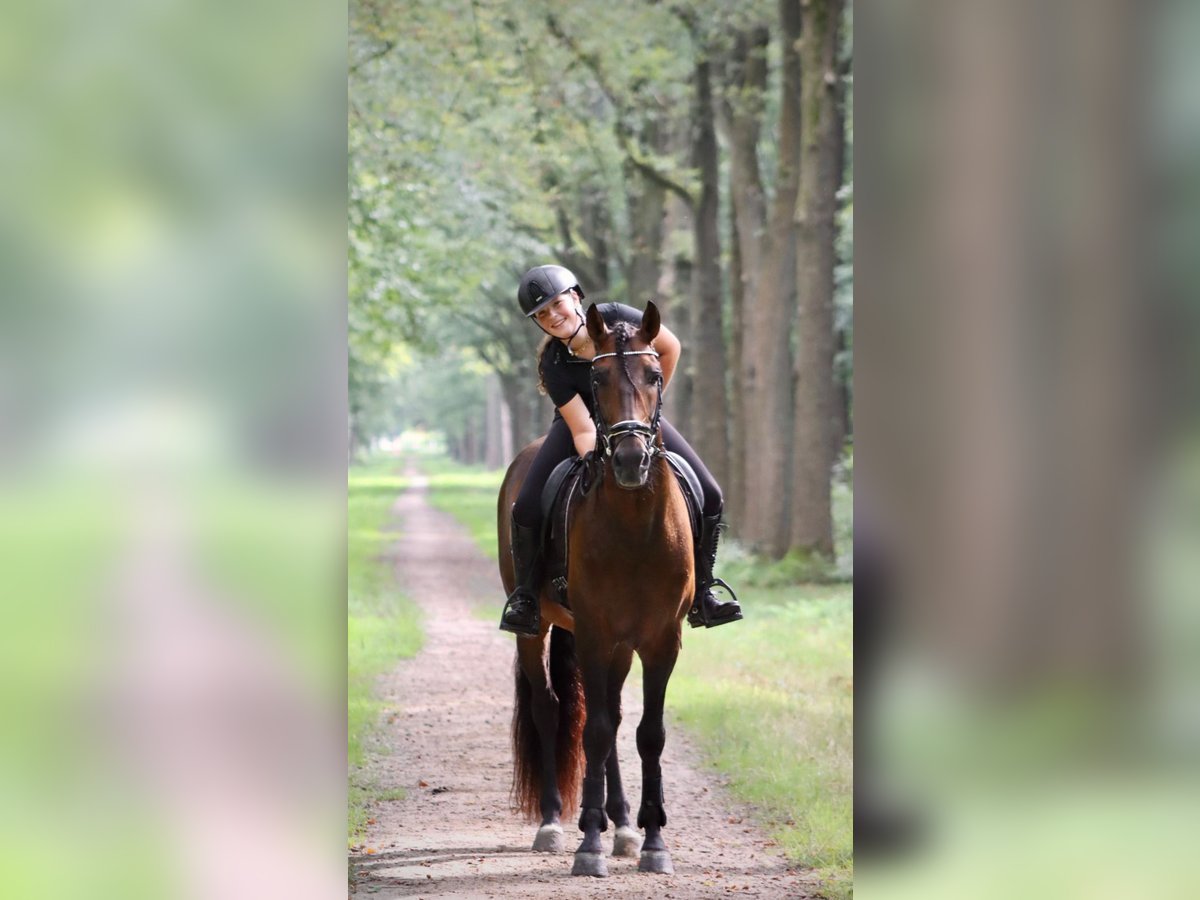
[538,452,705,608]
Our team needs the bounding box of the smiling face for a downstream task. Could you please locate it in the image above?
[531,291,582,339]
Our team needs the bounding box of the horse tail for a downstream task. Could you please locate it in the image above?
[510,627,586,820]
[549,627,587,816]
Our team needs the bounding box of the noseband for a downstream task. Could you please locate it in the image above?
[589,348,664,458]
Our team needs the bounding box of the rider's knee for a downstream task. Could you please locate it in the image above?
[702,486,723,518]
[513,492,542,529]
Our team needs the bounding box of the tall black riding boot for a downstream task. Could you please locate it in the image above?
[687,510,744,629]
[499,513,543,636]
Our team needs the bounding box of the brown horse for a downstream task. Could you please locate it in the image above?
[497,301,693,876]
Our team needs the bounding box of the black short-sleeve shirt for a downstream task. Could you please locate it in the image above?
[539,302,642,415]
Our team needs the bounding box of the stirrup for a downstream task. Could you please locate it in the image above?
[687,578,743,629]
[499,591,540,636]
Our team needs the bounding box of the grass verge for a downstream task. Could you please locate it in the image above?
[670,567,853,899]
[416,453,852,897]
[348,456,423,844]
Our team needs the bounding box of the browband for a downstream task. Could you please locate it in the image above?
[590,349,660,362]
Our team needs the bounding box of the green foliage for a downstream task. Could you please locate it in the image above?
[671,587,853,899]
[347,457,423,843]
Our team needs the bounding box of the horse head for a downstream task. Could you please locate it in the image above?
[585,302,664,490]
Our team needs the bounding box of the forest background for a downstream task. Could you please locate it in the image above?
[349,0,853,563]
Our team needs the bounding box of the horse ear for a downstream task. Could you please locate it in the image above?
[640,301,661,342]
[586,303,608,343]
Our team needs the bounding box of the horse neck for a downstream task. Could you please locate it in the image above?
[586,456,678,538]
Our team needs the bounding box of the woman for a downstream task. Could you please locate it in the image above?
[500,263,742,636]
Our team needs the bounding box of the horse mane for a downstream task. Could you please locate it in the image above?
[600,320,663,491]
[608,322,640,394]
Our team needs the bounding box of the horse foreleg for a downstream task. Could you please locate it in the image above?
[636,648,678,874]
[604,645,641,858]
[572,645,615,877]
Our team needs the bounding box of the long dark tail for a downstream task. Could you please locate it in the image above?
[511,627,586,820]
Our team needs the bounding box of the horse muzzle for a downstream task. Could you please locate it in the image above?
[612,435,653,489]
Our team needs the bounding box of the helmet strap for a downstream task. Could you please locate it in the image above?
[564,315,586,356]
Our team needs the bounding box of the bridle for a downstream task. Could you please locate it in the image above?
[589,348,664,459]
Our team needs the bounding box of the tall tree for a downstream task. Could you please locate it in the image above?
[736,0,803,557]
[791,0,847,555]
[547,5,730,484]
[719,24,770,529]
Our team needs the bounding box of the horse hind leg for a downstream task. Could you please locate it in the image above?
[517,640,565,852]
[636,653,677,874]
[530,690,564,851]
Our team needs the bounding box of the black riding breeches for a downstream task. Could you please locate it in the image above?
[512,417,577,528]
[660,419,723,518]
[511,416,723,529]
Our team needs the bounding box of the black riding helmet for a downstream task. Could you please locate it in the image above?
[517,264,585,317]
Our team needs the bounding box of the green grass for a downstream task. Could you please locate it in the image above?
[417,453,853,898]
[671,581,853,899]
[347,456,424,844]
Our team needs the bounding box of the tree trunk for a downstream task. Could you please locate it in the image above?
[741,0,803,558]
[485,374,510,470]
[791,0,845,556]
[498,372,531,457]
[728,162,747,530]
[720,24,769,541]
[671,252,694,437]
[689,54,730,489]
[658,192,692,431]
[626,119,668,309]
[722,26,770,303]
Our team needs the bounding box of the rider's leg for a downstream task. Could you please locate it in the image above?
[500,417,575,635]
[659,420,743,629]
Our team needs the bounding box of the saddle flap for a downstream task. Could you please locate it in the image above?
[540,456,584,606]
[661,451,703,545]
[540,456,583,528]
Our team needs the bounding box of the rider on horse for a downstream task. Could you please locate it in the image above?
[499,263,743,636]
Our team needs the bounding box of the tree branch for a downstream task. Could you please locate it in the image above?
[349,39,395,76]
[545,12,696,209]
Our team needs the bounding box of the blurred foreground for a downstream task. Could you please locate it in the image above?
[857,1,1200,897]
[1,1,345,898]
[3,0,1200,898]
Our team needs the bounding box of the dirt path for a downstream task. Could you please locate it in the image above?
[348,473,820,898]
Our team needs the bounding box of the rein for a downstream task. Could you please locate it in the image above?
[588,348,664,459]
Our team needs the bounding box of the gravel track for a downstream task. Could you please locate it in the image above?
[348,473,819,898]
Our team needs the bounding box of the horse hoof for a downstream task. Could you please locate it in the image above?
[611,825,643,858]
[532,823,564,852]
[638,849,674,874]
[571,852,609,877]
